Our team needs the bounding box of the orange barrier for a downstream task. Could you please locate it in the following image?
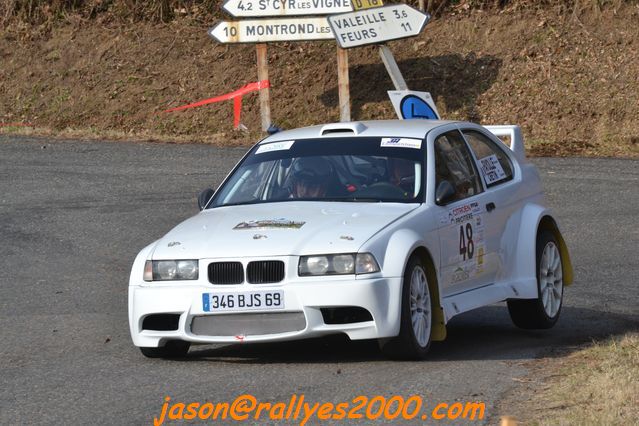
[163,80,271,128]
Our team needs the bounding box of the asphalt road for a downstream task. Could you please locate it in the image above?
[1,135,637,425]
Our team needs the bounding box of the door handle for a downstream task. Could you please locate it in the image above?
[486,202,496,212]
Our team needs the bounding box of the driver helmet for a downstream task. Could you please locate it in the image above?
[290,157,333,198]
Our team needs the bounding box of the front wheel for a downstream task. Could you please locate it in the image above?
[379,255,432,360]
[507,230,564,329]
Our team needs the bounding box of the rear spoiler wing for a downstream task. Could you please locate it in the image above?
[483,125,525,161]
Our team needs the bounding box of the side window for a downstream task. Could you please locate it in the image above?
[435,131,483,203]
[462,130,514,188]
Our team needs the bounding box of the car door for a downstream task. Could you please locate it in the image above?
[434,129,505,296]
[459,128,520,285]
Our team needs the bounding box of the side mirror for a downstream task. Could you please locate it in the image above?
[435,180,456,205]
[197,188,215,211]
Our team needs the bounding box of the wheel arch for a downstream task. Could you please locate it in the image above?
[538,215,574,286]
[411,246,447,342]
[509,204,574,298]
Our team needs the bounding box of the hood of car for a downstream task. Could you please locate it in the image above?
[151,201,419,259]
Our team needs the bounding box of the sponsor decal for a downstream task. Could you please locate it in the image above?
[451,266,470,283]
[440,201,482,225]
[380,137,422,149]
[479,154,507,184]
[234,218,305,230]
[255,140,295,154]
[442,201,487,284]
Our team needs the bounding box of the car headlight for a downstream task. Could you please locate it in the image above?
[356,253,380,274]
[143,260,199,281]
[298,253,379,276]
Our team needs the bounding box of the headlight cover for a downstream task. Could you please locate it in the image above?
[298,253,379,276]
[144,260,199,281]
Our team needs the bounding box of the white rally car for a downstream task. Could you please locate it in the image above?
[129,120,573,359]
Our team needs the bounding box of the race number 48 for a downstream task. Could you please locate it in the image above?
[459,223,474,261]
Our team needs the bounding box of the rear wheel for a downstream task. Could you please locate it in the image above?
[379,255,432,360]
[507,230,564,329]
[139,340,190,359]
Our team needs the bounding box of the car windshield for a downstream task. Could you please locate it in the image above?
[209,137,425,208]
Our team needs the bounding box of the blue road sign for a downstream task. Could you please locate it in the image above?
[399,95,439,120]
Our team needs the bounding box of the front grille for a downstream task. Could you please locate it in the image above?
[247,260,285,284]
[208,262,244,284]
[191,312,306,336]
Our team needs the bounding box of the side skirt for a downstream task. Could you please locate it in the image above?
[441,278,537,322]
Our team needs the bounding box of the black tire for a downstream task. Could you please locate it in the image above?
[507,230,564,329]
[379,255,433,360]
[139,340,190,359]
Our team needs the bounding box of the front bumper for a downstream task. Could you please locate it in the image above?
[128,275,403,348]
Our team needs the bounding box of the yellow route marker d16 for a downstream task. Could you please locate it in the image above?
[351,0,384,11]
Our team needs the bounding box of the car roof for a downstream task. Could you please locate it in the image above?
[260,119,459,144]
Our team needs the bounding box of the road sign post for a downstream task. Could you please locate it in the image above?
[256,44,272,131]
[336,46,351,122]
[208,0,432,128]
[379,44,407,91]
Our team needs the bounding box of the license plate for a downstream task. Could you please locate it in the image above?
[202,290,285,312]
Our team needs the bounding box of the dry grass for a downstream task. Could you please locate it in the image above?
[0,123,257,146]
[522,333,639,425]
[2,2,639,155]
[1,0,636,26]
[0,0,218,25]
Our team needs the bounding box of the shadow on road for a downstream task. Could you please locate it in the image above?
[319,53,502,120]
[185,306,638,364]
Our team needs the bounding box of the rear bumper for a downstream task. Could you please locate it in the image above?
[128,276,403,348]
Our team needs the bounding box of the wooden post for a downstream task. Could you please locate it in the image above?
[418,0,425,12]
[379,45,408,91]
[256,44,271,132]
[336,46,351,122]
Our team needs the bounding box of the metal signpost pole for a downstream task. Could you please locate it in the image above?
[378,44,408,91]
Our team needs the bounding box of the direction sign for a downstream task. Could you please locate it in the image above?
[222,0,353,17]
[328,4,430,49]
[209,18,334,43]
[388,90,440,120]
